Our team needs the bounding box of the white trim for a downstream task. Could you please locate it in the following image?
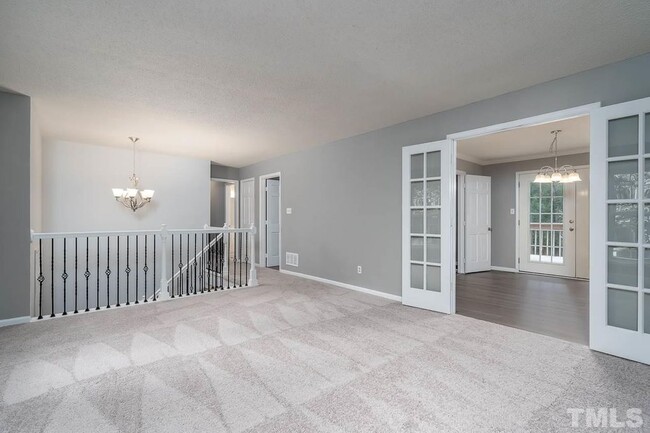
[490,266,518,273]
[456,171,466,274]
[259,172,282,269]
[447,103,601,141]
[0,316,31,327]
[280,269,401,302]
[478,148,589,166]
[456,152,483,165]
[211,177,239,229]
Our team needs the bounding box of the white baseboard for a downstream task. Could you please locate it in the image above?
[490,266,518,273]
[0,316,30,328]
[279,269,401,302]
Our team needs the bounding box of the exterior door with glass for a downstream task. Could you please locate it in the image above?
[592,96,650,364]
[518,173,577,277]
[402,140,453,314]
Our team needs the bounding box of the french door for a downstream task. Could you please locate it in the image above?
[592,96,650,364]
[518,173,577,277]
[402,140,453,314]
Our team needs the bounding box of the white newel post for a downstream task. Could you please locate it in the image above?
[222,223,229,277]
[248,224,258,286]
[158,224,170,300]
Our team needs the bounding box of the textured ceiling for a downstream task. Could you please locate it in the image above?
[1,1,649,167]
[457,116,590,165]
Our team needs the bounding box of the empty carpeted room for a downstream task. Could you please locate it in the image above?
[1,1,650,432]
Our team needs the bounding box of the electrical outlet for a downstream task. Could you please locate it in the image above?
[357,266,362,274]
[286,208,292,214]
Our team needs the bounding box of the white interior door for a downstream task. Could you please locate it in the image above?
[591,96,650,364]
[265,179,280,267]
[518,173,576,277]
[402,140,453,314]
[240,179,254,228]
[464,175,491,273]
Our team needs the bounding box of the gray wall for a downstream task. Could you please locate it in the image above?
[482,153,589,268]
[240,53,650,297]
[210,180,226,227]
[0,91,31,320]
[457,159,483,175]
[211,163,240,180]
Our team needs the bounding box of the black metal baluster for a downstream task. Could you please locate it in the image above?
[144,235,148,302]
[218,236,223,289]
[135,235,139,304]
[171,235,175,298]
[105,237,111,308]
[62,238,68,315]
[37,239,44,319]
[209,234,214,292]
[116,236,121,307]
[50,238,55,317]
[186,233,190,296]
[126,236,131,305]
[74,238,78,313]
[96,237,100,310]
[85,238,90,312]
[153,235,157,301]
[200,234,205,293]
[178,234,183,297]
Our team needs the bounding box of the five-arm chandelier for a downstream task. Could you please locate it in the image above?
[533,130,582,183]
[112,137,155,212]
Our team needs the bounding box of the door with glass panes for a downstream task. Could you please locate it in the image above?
[592,96,650,364]
[519,173,576,277]
[402,140,452,314]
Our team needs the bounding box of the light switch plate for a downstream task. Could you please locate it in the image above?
[286,208,292,214]
[510,208,515,215]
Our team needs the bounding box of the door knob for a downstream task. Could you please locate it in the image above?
[569,227,575,231]
[569,219,574,223]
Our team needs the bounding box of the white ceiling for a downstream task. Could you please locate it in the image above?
[1,1,649,167]
[458,116,590,165]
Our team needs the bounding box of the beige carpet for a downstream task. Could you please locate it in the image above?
[0,269,648,432]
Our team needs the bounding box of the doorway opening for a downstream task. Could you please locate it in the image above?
[259,173,281,270]
[210,178,238,228]
[453,113,591,344]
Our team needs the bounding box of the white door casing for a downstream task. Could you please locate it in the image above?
[591,96,650,365]
[402,140,453,314]
[265,179,280,267]
[464,175,491,273]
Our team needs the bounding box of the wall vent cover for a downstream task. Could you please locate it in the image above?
[286,252,299,267]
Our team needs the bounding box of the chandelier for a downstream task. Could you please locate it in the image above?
[111,137,155,212]
[533,130,582,183]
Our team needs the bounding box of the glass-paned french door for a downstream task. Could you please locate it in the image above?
[402,140,452,313]
[592,96,650,364]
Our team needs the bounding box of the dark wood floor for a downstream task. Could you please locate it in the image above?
[456,271,589,345]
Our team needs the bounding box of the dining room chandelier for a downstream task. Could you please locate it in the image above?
[111,137,155,212]
[533,130,582,183]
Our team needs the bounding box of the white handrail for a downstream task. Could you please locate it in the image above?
[32,229,161,240]
[165,233,222,286]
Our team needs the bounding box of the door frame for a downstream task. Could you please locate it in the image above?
[515,165,590,274]
[259,172,282,268]
[456,170,466,274]
[211,177,239,228]
[447,103,601,316]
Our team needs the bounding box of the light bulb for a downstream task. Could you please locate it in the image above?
[568,172,581,182]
